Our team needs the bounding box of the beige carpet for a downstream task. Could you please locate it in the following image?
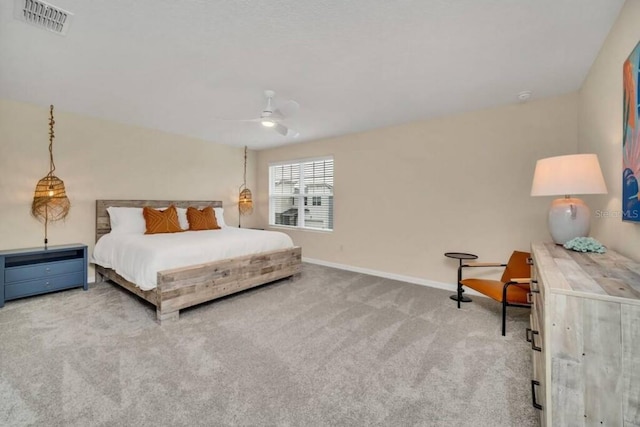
[0,263,536,426]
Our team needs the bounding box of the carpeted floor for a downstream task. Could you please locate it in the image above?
[0,263,536,426]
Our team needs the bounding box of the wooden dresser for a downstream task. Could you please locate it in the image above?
[529,242,640,426]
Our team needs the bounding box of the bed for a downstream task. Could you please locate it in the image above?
[93,200,302,323]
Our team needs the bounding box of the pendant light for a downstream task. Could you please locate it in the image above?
[238,146,253,227]
[31,105,71,247]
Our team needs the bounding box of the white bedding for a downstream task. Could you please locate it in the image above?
[92,228,295,291]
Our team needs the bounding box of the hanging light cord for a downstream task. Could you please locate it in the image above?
[48,105,56,177]
[243,146,248,188]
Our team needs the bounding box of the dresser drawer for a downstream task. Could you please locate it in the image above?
[5,259,84,284]
[4,271,85,300]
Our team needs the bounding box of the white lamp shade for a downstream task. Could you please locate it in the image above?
[531,154,607,196]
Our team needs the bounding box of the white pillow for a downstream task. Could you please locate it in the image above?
[176,207,189,230]
[107,207,145,234]
[214,207,226,227]
[107,205,221,233]
[108,206,191,233]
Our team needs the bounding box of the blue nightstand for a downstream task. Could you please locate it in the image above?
[0,244,88,308]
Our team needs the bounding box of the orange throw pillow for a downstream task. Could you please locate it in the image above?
[187,206,221,231]
[143,205,183,234]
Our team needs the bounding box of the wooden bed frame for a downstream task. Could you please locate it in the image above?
[94,200,302,323]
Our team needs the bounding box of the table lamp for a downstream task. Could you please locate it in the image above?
[531,154,607,244]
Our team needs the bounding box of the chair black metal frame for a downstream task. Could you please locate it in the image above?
[457,263,531,336]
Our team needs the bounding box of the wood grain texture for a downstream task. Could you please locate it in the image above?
[94,200,302,323]
[531,243,640,427]
[622,304,640,425]
[532,242,640,305]
[531,290,547,426]
[582,298,622,426]
[156,247,302,315]
[94,264,158,306]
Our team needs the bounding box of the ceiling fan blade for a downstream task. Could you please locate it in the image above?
[274,123,288,136]
[288,128,300,138]
[274,123,299,137]
[276,100,300,117]
[213,117,261,123]
[269,110,284,120]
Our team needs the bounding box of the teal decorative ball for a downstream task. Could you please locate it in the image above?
[563,237,606,253]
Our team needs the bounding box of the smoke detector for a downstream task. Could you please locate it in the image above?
[14,0,74,36]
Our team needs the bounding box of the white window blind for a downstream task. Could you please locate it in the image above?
[269,157,334,231]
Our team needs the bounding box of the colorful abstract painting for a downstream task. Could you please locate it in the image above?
[623,41,640,222]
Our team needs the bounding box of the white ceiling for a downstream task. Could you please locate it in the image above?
[0,0,625,150]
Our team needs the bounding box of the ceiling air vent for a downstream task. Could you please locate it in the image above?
[14,0,73,35]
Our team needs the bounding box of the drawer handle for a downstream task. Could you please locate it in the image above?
[531,380,543,410]
[530,279,540,294]
[526,328,532,343]
[526,257,533,266]
[527,292,532,304]
[531,330,542,352]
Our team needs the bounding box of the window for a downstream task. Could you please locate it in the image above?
[269,157,334,231]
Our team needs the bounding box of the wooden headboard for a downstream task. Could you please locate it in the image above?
[95,200,223,242]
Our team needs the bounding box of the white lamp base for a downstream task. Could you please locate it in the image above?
[548,197,590,245]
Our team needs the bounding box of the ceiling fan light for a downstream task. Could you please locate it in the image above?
[261,119,276,128]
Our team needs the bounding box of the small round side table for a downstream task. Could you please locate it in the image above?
[444,252,478,303]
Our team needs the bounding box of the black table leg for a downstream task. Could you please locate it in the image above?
[449,293,472,303]
[449,258,472,305]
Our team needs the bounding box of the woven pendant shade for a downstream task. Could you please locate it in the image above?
[32,175,70,222]
[238,146,253,226]
[31,105,70,246]
[239,187,253,215]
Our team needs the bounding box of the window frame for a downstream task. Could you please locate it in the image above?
[269,156,334,231]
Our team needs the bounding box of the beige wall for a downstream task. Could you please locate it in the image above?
[0,99,258,278]
[257,93,578,285]
[579,0,640,261]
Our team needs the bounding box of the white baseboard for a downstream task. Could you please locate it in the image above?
[302,257,484,297]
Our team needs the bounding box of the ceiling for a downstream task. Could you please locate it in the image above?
[0,0,625,150]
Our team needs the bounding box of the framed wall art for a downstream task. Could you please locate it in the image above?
[623,41,640,222]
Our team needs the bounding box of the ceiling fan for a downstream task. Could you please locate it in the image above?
[224,90,300,137]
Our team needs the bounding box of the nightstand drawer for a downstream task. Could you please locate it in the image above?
[5,259,84,284]
[5,271,85,300]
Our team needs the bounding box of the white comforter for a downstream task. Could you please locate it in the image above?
[92,228,295,291]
